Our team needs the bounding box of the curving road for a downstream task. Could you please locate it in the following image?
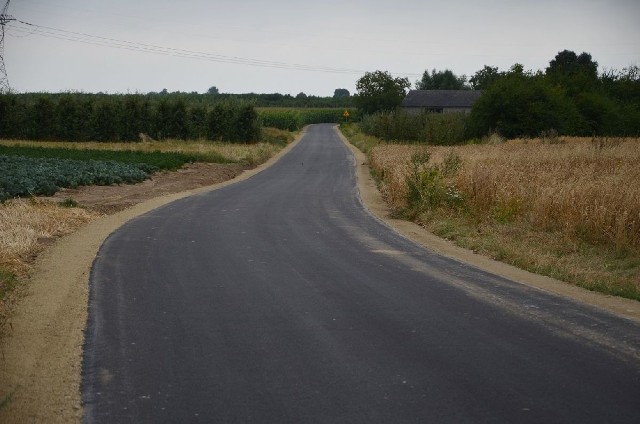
[83,124,640,423]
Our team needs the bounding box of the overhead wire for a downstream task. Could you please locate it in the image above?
[8,19,421,78]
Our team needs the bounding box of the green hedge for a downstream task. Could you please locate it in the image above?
[258,108,355,131]
[0,94,261,142]
[359,111,469,145]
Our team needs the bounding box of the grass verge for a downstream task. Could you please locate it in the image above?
[339,123,379,153]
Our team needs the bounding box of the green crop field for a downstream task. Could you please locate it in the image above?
[0,155,157,201]
[0,145,206,170]
[0,145,220,201]
[258,108,355,131]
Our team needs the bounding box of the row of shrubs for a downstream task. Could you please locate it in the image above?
[467,71,640,139]
[0,93,361,142]
[359,111,469,145]
[359,90,639,145]
[0,94,262,142]
[258,108,356,131]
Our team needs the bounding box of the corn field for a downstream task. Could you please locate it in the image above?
[258,108,355,131]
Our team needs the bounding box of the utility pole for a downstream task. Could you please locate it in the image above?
[0,0,15,93]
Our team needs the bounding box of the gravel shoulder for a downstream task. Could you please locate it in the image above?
[1,126,638,422]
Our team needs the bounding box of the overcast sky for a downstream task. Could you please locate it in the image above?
[4,0,639,96]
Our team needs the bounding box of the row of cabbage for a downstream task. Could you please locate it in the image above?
[0,155,157,201]
[0,146,206,201]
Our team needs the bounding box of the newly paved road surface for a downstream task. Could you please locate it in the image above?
[83,124,640,423]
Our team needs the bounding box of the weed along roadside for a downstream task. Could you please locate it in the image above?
[339,123,640,309]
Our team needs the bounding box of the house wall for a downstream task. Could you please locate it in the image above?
[443,107,472,114]
[401,107,471,115]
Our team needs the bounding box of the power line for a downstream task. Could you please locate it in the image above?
[8,19,422,78]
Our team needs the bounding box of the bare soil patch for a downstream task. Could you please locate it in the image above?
[45,162,247,214]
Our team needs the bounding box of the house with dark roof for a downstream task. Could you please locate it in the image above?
[400,90,482,114]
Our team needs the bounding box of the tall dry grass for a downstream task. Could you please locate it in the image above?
[0,200,98,277]
[368,136,640,298]
[0,200,98,326]
[371,137,640,253]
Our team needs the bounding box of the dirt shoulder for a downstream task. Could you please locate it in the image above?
[1,126,638,422]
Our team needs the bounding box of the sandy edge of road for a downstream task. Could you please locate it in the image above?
[1,125,638,422]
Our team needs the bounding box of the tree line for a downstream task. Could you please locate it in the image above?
[354,50,640,139]
[469,52,640,138]
[0,89,355,142]
[0,94,263,142]
[153,88,353,108]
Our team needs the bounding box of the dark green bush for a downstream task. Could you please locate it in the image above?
[467,55,640,139]
[0,93,262,143]
[467,73,582,138]
[404,150,464,218]
[360,110,469,145]
[258,108,352,131]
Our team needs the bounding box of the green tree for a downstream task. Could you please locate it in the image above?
[602,65,640,104]
[154,99,188,140]
[233,102,261,142]
[601,65,640,134]
[469,65,501,90]
[90,98,120,141]
[121,95,152,141]
[354,70,411,114]
[468,70,581,138]
[55,95,92,141]
[188,105,208,139]
[333,88,350,98]
[207,86,220,95]
[416,69,468,90]
[546,50,599,94]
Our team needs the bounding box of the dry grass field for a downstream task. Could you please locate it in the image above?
[0,199,97,277]
[0,199,98,328]
[368,136,640,299]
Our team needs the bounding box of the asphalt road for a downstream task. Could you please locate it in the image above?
[83,124,640,423]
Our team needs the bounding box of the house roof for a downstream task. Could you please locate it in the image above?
[400,90,482,108]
